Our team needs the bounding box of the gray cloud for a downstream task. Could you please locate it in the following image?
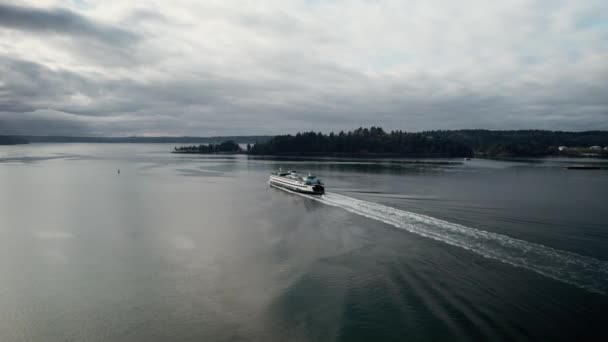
[0,1,606,136]
[0,3,138,45]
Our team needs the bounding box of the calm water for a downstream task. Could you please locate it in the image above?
[1,144,607,341]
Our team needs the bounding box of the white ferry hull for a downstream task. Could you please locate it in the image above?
[269,175,325,195]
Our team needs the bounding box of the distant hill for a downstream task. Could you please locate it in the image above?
[19,135,272,144]
[0,136,29,145]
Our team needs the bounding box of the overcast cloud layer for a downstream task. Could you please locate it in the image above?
[0,0,607,136]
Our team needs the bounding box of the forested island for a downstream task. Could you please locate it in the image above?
[170,128,608,158]
[173,140,241,154]
[0,136,29,145]
[247,128,608,158]
[249,127,473,157]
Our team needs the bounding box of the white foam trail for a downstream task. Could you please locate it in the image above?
[278,187,608,295]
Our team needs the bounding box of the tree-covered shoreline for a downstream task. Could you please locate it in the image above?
[6,128,608,158]
[424,129,608,157]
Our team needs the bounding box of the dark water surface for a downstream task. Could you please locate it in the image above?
[1,144,607,341]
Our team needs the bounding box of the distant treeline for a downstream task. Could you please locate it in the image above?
[173,140,241,154]
[249,127,473,157]
[0,136,29,145]
[425,130,608,157]
[15,135,272,144]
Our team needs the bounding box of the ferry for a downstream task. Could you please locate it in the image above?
[269,169,325,195]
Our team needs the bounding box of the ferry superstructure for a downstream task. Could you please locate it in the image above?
[269,170,325,195]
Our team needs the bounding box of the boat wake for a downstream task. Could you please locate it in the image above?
[280,187,608,295]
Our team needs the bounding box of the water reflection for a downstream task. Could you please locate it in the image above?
[0,144,607,342]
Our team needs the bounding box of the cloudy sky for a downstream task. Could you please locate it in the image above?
[0,0,606,136]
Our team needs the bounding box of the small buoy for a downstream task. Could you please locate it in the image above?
[118,169,120,174]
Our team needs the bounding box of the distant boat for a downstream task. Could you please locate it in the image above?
[269,170,325,195]
[464,157,471,161]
